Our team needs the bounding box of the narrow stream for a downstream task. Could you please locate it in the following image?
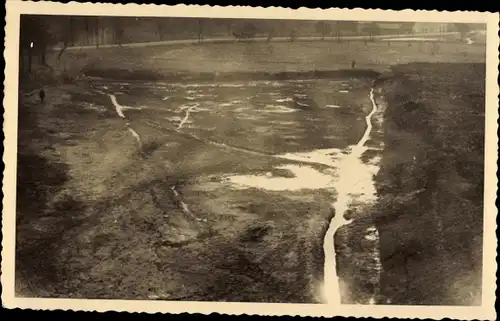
[108,94,126,118]
[107,93,143,150]
[320,88,379,304]
[177,104,199,130]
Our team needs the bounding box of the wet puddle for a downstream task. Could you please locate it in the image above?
[227,164,336,191]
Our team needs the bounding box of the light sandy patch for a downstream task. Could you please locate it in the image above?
[276,97,294,102]
[80,102,108,112]
[267,120,298,126]
[296,101,309,107]
[261,105,298,113]
[227,165,336,191]
[235,114,265,120]
[278,148,344,168]
[233,106,251,112]
[384,37,440,41]
[282,134,304,139]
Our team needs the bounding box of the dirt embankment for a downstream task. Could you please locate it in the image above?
[81,66,380,83]
[371,62,485,305]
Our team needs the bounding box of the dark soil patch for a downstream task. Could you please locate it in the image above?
[83,66,380,83]
[372,62,485,305]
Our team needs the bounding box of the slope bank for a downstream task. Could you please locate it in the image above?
[82,67,380,83]
[372,62,485,305]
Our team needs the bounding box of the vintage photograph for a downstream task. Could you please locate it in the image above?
[2,1,498,319]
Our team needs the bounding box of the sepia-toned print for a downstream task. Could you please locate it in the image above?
[2,1,498,319]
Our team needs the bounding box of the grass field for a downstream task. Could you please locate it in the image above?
[44,39,487,79]
[16,39,486,303]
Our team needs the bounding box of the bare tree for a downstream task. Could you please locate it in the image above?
[334,21,343,42]
[84,18,90,44]
[19,15,53,73]
[337,21,358,47]
[214,18,233,37]
[362,22,380,42]
[289,28,297,42]
[340,21,358,37]
[315,21,332,40]
[94,17,100,48]
[454,23,471,40]
[431,42,440,56]
[242,22,258,39]
[57,16,74,61]
[266,27,275,42]
[400,22,415,35]
[113,17,125,46]
[157,19,166,41]
[197,19,204,44]
[232,23,258,42]
[226,20,233,36]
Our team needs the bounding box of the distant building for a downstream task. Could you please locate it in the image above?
[412,22,450,34]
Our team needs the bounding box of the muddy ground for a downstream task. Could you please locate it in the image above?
[15,38,486,304]
[16,76,376,302]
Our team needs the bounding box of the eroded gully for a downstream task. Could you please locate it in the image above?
[320,87,381,305]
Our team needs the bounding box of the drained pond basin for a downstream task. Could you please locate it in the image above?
[18,75,387,304]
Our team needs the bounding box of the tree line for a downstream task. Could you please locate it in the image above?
[20,15,126,73]
[19,15,476,74]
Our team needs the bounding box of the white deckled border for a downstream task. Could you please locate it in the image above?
[2,1,498,320]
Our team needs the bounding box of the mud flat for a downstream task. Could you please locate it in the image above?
[82,67,381,83]
[15,75,377,302]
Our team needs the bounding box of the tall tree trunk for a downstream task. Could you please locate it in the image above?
[20,49,24,74]
[198,20,203,44]
[58,41,68,61]
[28,50,32,73]
[69,18,75,46]
[157,24,164,40]
[336,22,341,42]
[41,47,46,65]
[85,19,90,45]
[95,17,100,48]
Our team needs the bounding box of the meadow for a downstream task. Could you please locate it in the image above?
[44,38,487,79]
